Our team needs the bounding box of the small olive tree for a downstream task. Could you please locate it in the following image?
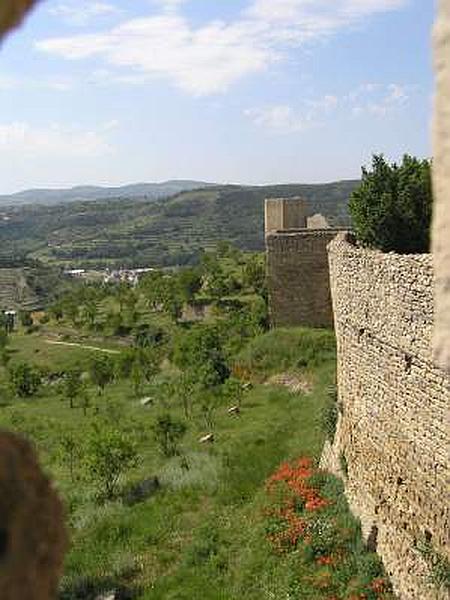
[85,425,138,500]
[89,354,115,395]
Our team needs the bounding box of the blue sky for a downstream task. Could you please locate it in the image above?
[0,0,435,193]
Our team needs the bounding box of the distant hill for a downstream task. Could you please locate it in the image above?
[0,181,358,268]
[0,180,214,207]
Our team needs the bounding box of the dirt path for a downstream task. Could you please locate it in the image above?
[45,340,120,355]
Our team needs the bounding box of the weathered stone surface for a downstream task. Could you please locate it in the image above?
[266,229,344,328]
[265,198,307,234]
[0,432,67,600]
[433,0,450,373]
[324,233,450,600]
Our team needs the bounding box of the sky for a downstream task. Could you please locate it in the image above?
[0,0,436,194]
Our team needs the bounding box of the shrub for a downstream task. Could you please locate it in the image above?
[349,154,432,253]
[89,354,115,395]
[172,326,230,387]
[153,413,187,458]
[85,425,138,500]
[9,362,42,397]
[417,537,450,590]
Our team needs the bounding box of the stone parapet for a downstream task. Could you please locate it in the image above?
[324,233,450,600]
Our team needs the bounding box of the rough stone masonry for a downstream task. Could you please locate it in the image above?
[323,233,450,600]
[265,196,345,328]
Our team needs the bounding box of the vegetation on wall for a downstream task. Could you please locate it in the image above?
[349,154,432,253]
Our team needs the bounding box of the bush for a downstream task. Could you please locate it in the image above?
[349,154,432,253]
[9,362,42,397]
[153,413,187,458]
[172,326,230,387]
[89,355,115,394]
[85,425,138,500]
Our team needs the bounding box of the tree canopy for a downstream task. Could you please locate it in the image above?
[349,154,432,254]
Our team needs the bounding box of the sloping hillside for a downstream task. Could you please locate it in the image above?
[0,180,213,207]
[0,268,41,311]
[0,181,357,268]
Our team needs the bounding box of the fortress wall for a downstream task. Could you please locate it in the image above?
[266,230,342,328]
[323,233,450,600]
[433,0,450,372]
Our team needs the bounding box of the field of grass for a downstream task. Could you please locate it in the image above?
[0,323,394,600]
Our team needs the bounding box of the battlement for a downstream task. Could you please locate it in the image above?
[264,197,308,234]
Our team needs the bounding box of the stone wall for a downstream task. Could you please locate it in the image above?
[265,197,308,234]
[266,229,342,328]
[433,0,450,373]
[323,233,449,600]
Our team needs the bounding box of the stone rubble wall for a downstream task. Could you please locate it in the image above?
[323,233,449,600]
[266,229,343,328]
[433,0,450,373]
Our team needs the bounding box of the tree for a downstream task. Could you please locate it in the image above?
[172,326,230,388]
[178,268,202,303]
[83,301,98,330]
[9,362,42,397]
[85,425,138,500]
[19,311,33,328]
[243,255,266,292]
[59,432,82,482]
[0,328,8,350]
[153,414,187,457]
[63,368,83,409]
[349,154,432,253]
[89,354,115,395]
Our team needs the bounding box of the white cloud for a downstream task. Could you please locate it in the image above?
[348,82,411,117]
[37,15,272,95]
[37,0,409,96]
[244,105,315,133]
[49,2,121,26]
[246,84,412,133]
[0,122,113,158]
[154,0,187,12]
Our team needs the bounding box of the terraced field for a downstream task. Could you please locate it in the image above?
[0,181,357,268]
[0,268,41,311]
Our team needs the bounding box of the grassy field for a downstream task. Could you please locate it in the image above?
[0,324,394,600]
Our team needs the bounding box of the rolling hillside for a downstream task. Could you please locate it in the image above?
[0,181,357,268]
[0,180,213,207]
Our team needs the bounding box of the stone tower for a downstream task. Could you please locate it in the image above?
[265,197,344,329]
[264,197,308,234]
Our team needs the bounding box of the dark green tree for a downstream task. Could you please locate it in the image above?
[178,268,202,303]
[9,362,42,398]
[89,354,115,395]
[172,326,230,387]
[349,154,432,253]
